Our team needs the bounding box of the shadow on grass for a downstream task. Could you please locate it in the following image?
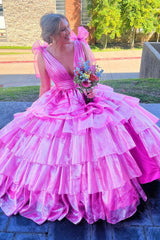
[91,42,143,51]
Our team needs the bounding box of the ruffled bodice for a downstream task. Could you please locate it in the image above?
[32,27,88,90]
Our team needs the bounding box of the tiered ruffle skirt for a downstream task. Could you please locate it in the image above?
[0,84,160,224]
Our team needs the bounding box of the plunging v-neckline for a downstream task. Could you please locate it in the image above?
[45,41,75,78]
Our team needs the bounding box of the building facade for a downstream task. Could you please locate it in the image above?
[0,0,90,46]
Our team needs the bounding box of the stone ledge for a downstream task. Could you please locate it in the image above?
[140,42,160,78]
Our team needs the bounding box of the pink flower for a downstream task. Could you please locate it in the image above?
[81,80,91,88]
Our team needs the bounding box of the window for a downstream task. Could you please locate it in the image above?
[81,0,90,26]
[0,0,7,41]
[0,3,3,16]
[56,0,65,15]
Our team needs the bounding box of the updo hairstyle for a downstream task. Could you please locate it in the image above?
[40,13,68,44]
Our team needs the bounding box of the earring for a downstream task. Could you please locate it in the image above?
[52,39,55,44]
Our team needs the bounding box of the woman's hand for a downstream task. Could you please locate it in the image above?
[87,88,95,99]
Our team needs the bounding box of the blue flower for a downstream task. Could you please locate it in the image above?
[84,62,90,71]
[96,72,100,77]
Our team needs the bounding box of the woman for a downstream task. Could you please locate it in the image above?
[0,13,160,225]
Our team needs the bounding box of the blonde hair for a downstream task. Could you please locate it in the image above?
[40,13,68,44]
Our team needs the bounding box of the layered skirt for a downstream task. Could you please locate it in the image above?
[0,84,160,224]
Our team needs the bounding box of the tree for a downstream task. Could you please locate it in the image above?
[87,0,121,48]
[154,8,160,42]
[119,0,160,48]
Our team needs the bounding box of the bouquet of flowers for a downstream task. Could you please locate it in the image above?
[74,58,103,104]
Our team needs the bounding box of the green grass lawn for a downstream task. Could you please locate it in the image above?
[0,86,39,102]
[90,43,142,52]
[102,78,160,103]
[0,46,32,50]
[0,78,160,103]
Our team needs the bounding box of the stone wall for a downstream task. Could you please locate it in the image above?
[0,0,92,46]
[1,0,55,46]
[140,42,160,79]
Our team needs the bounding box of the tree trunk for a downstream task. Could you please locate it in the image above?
[130,28,136,48]
[104,34,108,49]
[157,32,160,42]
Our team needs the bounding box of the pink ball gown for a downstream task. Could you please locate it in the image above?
[0,27,160,225]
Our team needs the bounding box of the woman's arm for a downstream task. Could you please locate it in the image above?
[37,52,51,97]
[81,41,94,65]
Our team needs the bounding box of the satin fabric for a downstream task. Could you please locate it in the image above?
[0,27,160,225]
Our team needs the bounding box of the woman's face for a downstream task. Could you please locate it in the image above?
[53,18,71,45]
